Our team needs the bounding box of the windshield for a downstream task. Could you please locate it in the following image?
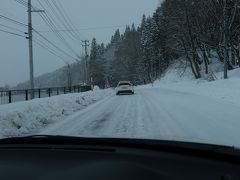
[0,0,240,148]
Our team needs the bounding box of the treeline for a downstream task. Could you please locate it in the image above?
[86,0,240,88]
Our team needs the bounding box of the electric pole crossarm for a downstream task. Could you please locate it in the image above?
[81,40,89,57]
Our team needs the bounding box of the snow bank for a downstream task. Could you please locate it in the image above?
[0,89,113,138]
[154,63,240,106]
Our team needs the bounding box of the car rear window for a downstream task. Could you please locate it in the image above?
[119,83,131,86]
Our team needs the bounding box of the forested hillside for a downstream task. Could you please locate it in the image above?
[16,0,240,89]
[86,0,240,88]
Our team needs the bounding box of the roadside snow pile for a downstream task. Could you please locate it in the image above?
[155,64,240,106]
[0,89,113,138]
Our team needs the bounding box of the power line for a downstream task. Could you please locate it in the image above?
[0,23,25,33]
[33,35,73,64]
[15,0,83,60]
[0,28,26,38]
[15,0,79,53]
[57,0,85,38]
[33,39,68,64]
[0,14,27,27]
[38,24,131,32]
[56,0,86,39]
[36,0,79,57]
[14,0,28,7]
[0,8,26,23]
[14,0,42,12]
[43,0,79,42]
[14,0,75,97]
[39,11,79,57]
[45,0,81,41]
[33,29,78,62]
[52,0,85,40]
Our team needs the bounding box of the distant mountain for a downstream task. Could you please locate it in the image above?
[14,45,116,90]
[15,67,66,89]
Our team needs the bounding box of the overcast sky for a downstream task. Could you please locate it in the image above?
[0,0,160,87]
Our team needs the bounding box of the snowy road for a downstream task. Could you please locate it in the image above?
[40,87,240,147]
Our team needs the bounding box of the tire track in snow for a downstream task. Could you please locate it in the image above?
[141,89,205,141]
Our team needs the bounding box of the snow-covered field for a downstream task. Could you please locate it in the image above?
[0,89,113,138]
[0,66,240,148]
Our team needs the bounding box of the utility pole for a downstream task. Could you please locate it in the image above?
[67,63,71,88]
[27,0,44,99]
[28,0,34,99]
[81,40,89,84]
[82,40,90,58]
[223,0,228,79]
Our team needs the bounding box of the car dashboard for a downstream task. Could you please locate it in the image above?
[0,136,239,180]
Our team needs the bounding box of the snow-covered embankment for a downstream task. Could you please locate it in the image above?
[0,89,113,138]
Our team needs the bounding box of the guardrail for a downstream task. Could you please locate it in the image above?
[0,85,92,105]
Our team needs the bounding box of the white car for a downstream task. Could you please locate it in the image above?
[116,81,134,95]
